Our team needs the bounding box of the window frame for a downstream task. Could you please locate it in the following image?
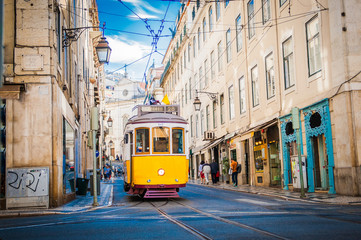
[226,28,232,63]
[228,85,235,120]
[172,128,185,154]
[265,52,275,99]
[209,6,213,32]
[262,0,271,24]
[152,127,170,154]
[220,94,225,124]
[282,36,295,89]
[239,76,246,114]
[236,14,243,52]
[251,65,260,107]
[247,0,255,39]
[135,127,150,155]
[213,100,217,129]
[306,15,322,77]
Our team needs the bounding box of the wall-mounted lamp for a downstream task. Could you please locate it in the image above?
[63,23,111,64]
[193,90,218,111]
[107,116,113,128]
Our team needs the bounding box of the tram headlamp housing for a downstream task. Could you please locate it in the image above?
[175,179,179,182]
[147,179,151,183]
[158,168,165,176]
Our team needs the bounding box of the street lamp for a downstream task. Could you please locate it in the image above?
[107,116,113,128]
[63,23,111,64]
[193,90,218,111]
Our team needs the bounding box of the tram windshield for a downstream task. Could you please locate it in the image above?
[135,128,150,153]
[172,128,184,154]
[153,127,170,153]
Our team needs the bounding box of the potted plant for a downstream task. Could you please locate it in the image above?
[222,157,230,184]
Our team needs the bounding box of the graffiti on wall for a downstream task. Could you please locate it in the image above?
[6,167,49,198]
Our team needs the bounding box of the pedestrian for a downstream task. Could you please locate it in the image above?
[210,160,219,184]
[202,161,211,185]
[230,159,238,187]
[199,160,205,184]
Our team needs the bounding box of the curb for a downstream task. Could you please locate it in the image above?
[188,182,357,206]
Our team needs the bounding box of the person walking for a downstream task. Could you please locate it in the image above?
[199,160,205,184]
[230,159,238,187]
[202,161,211,185]
[210,160,219,184]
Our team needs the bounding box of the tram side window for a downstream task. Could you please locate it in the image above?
[135,128,150,153]
[153,127,170,153]
[172,128,184,154]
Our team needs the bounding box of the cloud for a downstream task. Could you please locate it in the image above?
[120,0,162,19]
[107,36,152,63]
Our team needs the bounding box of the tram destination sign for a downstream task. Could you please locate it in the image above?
[138,105,179,116]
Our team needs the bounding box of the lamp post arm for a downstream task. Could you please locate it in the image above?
[196,90,218,102]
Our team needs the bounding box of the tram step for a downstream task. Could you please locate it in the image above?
[144,189,180,198]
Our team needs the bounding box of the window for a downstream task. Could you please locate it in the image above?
[216,0,221,21]
[248,0,255,39]
[251,66,260,107]
[225,0,229,7]
[236,15,243,52]
[283,37,295,89]
[192,6,196,20]
[280,0,287,6]
[172,128,184,154]
[153,127,169,153]
[210,51,215,80]
[185,84,188,104]
[306,16,321,76]
[196,114,199,138]
[206,105,210,131]
[135,128,150,153]
[204,59,209,87]
[213,101,217,128]
[189,78,192,100]
[184,51,187,69]
[217,41,223,72]
[262,0,271,24]
[220,94,225,124]
[203,18,206,41]
[209,7,213,32]
[229,85,235,120]
[197,0,200,9]
[265,53,275,99]
[55,9,61,63]
[193,37,196,57]
[239,77,246,113]
[188,43,191,62]
[190,116,194,137]
[181,88,184,107]
[199,67,203,89]
[226,28,232,63]
[198,28,201,50]
[201,110,204,135]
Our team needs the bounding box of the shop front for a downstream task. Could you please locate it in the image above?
[302,99,335,194]
[252,122,280,187]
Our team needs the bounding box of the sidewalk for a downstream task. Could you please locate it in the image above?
[0,181,113,218]
[188,179,361,205]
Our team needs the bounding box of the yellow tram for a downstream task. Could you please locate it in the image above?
[122,105,189,198]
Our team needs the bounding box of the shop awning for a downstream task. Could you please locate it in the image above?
[224,131,237,140]
[0,84,25,99]
[206,137,224,150]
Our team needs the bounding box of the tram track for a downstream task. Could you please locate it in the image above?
[147,198,290,240]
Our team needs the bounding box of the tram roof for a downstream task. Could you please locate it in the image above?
[127,112,188,125]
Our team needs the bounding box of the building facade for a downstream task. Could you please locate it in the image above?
[0,0,104,208]
[160,0,361,195]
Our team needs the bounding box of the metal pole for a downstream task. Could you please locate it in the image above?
[92,129,99,206]
[296,128,306,198]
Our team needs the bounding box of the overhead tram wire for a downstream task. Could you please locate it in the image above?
[164,1,327,97]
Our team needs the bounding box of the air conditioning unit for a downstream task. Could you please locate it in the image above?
[203,131,215,141]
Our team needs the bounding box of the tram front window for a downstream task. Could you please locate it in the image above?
[153,127,170,153]
[172,128,184,154]
[135,128,150,153]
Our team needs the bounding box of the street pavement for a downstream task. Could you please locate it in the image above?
[1,177,361,218]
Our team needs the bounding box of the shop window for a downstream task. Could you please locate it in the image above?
[63,118,75,194]
[135,128,150,154]
[172,128,184,154]
[231,149,237,160]
[153,127,170,153]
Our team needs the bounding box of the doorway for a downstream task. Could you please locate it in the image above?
[312,134,329,190]
[244,140,250,184]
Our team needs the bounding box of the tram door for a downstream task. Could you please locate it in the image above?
[312,134,329,190]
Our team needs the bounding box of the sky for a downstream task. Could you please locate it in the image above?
[98,0,182,82]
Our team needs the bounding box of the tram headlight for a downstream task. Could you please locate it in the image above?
[175,179,179,182]
[158,168,165,176]
[147,179,151,183]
